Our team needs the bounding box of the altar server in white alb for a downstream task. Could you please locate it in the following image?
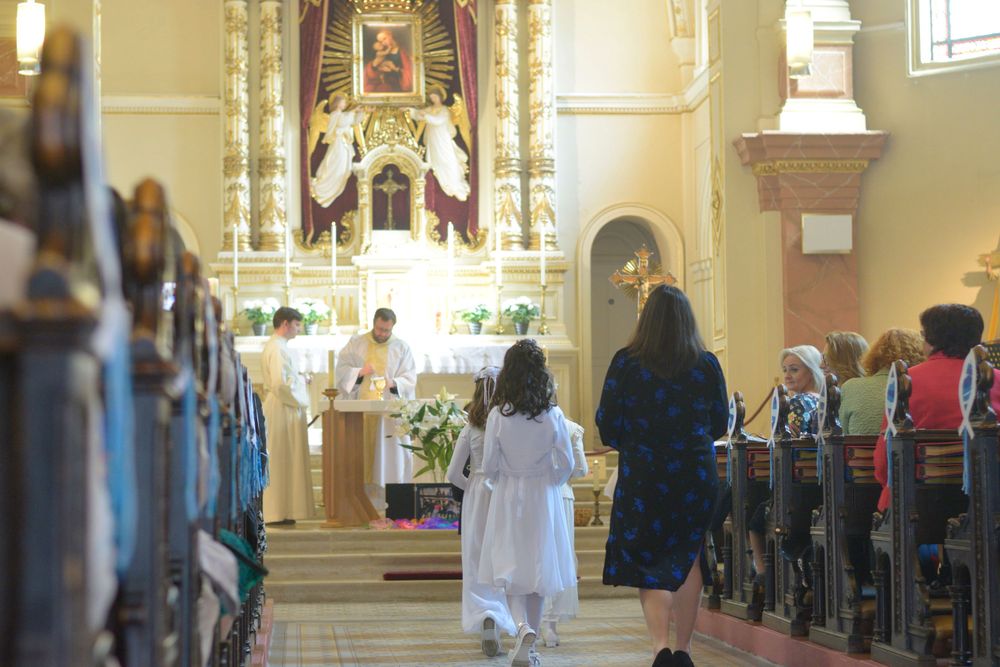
[261,307,315,523]
[446,367,516,658]
[478,340,576,667]
[334,308,418,508]
[540,419,588,648]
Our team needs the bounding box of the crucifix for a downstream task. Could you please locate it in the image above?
[374,167,408,231]
[610,245,677,319]
[979,249,1000,341]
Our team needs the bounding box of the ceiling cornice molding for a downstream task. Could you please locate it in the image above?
[101,95,222,116]
[557,70,710,116]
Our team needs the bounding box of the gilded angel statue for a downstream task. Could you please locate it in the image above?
[309,93,366,207]
[410,86,471,202]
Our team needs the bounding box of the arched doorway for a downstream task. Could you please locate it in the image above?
[589,218,659,432]
[576,203,684,450]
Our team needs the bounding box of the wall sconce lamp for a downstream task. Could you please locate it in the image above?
[786,2,814,79]
[17,0,46,76]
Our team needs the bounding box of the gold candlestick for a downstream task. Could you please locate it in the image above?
[590,488,604,526]
[231,285,240,330]
[495,284,506,335]
[537,283,550,335]
[329,285,338,331]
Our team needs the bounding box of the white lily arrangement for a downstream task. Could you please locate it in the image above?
[241,298,281,325]
[502,296,541,324]
[292,298,332,326]
[392,398,468,479]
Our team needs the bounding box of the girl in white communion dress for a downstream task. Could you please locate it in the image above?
[446,367,516,657]
[478,340,577,667]
[540,419,588,648]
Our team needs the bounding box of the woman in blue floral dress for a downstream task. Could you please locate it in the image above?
[596,286,728,667]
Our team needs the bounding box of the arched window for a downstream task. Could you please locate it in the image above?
[908,0,1000,75]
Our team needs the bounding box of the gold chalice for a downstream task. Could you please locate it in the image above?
[372,375,387,399]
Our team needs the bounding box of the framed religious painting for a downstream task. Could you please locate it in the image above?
[352,14,425,105]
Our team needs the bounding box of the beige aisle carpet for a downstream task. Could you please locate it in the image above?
[269,599,774,667]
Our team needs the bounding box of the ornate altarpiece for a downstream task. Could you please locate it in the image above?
[211,0,573,414]
[299,0,481,249]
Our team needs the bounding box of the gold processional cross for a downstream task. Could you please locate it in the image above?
[374,167,408,231]
[609,245,677,319]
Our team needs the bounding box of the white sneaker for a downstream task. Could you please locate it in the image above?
[540,622,559,648]
[508,624,537,667]
[481,617,501,657]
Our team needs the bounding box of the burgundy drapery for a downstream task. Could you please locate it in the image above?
[299,0,328,241]
[424,0,478,241]
[454,0,478,239]
[298,1,478,242]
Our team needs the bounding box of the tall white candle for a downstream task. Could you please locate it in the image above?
[330,227,338,328]
[284,224,291,288]
[232,224,239,289]
[494,225,503,286]
[447,222,455,323]
[330,227,337,285]
[540,237,547,287]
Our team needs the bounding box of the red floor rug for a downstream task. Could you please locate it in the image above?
[382,571,463,581]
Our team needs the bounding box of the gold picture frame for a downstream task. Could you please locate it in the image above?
[353,13,424,105]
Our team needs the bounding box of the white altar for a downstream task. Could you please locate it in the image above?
[235,332,581,422]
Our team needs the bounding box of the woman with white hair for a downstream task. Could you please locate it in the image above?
[779,345,824,437]
[747,344,824,582]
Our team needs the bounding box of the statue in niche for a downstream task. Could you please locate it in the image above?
[309,93,367,207]
[372,165,410,231]
[410,86,471,202]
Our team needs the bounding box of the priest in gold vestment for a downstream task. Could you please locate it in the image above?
[334,308,418,509]
[261,307,316,523]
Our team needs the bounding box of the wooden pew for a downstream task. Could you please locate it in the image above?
[719,391,772,621]
[762,386,824,636]
[808,373,881,653]
[704,439,731,609]
[214,315,243,667]
[0,23,267,666]
[115,179,177,666]
[0,294,16,667]
[9,26,100,666]
[869,361,968,666]
[943,346,999,666]
[167,246,207,666]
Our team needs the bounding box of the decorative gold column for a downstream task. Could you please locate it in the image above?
[527,0,558,251]
[493,0,524,250]
[223,0,252,251]
[257,0,288,251]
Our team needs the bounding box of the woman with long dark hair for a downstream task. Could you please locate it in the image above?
[597,286,728,667]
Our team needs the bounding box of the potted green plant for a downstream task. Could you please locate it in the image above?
[459,304,492,335]
[502,296,540,336]
[241,298,280,336]
[392,398,467,482]
[293,298,331,335]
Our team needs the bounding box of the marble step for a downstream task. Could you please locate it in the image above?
[306,488,611,516]
[307,457,619,500]
[265,549,610,582]
[309,452,619,468]
[265,575,631,604]
[308,475,614,503]
[266,522,611,555]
